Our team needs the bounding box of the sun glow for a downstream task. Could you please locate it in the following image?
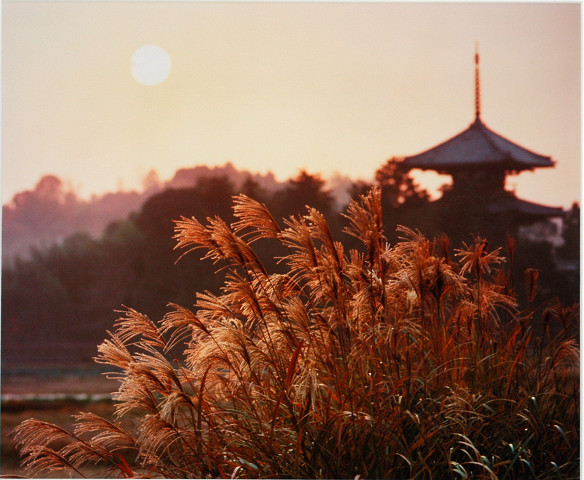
[131,45,172,86]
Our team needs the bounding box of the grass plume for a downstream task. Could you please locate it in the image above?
[11,187,579,478]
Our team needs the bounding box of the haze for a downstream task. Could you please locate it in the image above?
[2,1,580,208]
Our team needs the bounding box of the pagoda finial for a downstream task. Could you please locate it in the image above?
[474,41,481,120]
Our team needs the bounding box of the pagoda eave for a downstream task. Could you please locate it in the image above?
[409,157,555,176]
[403,118,554,173]
[486,196,564,219]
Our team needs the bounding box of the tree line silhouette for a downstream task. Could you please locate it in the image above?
[2,163,282,263]
[2,161,579,368]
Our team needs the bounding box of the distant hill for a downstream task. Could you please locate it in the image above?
[2,176,150,263]
[2,164,356,263]
[165,162,280,192]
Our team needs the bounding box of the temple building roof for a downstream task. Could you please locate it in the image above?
[403,43,554,173]
[485,194,563,218]
[403,117,554,173]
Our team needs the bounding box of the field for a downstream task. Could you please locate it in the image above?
[1,368,117,477]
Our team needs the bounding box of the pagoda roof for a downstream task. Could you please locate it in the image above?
[485,194,563,218]
[403,118,555,173]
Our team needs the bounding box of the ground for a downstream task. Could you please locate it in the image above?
[1,369,118,478]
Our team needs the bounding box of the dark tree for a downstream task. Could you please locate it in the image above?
[274,170,334,219]
[375,157,430,208]
[348,180,373,201]
[559,202,580,261]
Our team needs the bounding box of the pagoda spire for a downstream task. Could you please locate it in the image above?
[474,42,481,120]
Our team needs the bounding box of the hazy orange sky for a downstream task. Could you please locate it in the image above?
[2,1,580,208]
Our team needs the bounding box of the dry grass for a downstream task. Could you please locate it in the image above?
[10,187,579,478]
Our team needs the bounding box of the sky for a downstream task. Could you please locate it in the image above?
[2,1,581,208]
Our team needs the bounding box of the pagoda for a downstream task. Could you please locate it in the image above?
[402,45,563,228]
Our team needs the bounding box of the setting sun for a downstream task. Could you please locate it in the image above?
[131,44,172,86]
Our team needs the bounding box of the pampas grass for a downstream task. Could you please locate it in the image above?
[12,187,579,478]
